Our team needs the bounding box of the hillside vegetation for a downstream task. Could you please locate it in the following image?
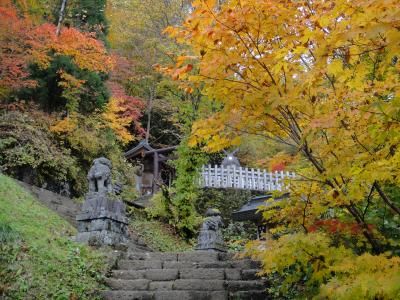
[0,174,106,299]
[129,209,194,252]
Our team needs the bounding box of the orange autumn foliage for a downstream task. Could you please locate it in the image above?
[103,82,145,144]
[29,24,115,72]
[0,4,36,96]
[0,1,114,100]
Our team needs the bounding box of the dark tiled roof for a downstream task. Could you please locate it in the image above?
[232,193,289,222]
[124,140,155,158]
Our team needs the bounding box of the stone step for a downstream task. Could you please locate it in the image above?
[106,279,151,291]
[126,251,223,262]
[106,278,226,291]
[149,281,174,291]
[241,269,261,280]
[179,268,225,280]
[173,279,225,291]
[162,260,231,269]
[105,278,266,292]
[111,268,261,281]
[106,251,265,299]
[118,259,259,271]
[177,251,220,262]
[118,260,163,270]
[145,269,179,281]
[124,251,241,261]
[201,259,259,269]
[229,290,268,300]
[225,280,266,292]
[101,290,228,300]
[112,270,145,280]
[126,252,178,261]
[112,269,179,281]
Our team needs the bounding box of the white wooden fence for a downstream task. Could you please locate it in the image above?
[199,165,296,192]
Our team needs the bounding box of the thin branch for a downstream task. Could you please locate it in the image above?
[202,1,282,95]
[374,182,400,216]
[362,184,375,221]
[346,203,381,254]
[302,186,312,233]
[197,74,262,91]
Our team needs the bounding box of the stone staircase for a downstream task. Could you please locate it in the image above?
[101,250,267,300]
[15,180,267,299]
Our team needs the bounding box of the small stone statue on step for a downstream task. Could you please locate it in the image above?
[196,208,226,252]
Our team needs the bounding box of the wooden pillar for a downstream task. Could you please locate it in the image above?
[153,153,159,194]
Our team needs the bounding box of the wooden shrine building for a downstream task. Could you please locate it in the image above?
[124,140,177,199]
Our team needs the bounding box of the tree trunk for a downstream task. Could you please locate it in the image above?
[145,87,154,142]
[56,0,68,36]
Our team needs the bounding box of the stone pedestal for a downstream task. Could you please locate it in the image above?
[195,229,226,252]
[76,192,128,247]
[195,208,226,252]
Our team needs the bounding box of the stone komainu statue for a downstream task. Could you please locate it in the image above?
[76,157,129,247]
[87,157,112,194]
[221,148,241,168]
[196,208,226,252]
[201,208,223,231]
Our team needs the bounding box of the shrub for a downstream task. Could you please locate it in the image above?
[129,208,194,252]
[222,221,256,252]
[196,188,253,222]
[0,109,81,194]
[147,139,206,239]
[51,111,139,198]
[245,232,400,299]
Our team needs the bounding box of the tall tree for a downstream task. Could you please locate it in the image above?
[107,0,192,146]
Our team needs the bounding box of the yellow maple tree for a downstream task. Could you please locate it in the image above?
[165,0,400,249]
[102,96,134,144]
[164,0,400,297]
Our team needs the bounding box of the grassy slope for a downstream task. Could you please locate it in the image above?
[0,174,106,300]
[129,210,194,252]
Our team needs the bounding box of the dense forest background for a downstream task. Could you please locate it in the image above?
[0,0,277,236]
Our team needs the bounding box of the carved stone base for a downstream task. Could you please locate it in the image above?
[75,192,128,247]
[195,229,226,252]
[75,229,128,247]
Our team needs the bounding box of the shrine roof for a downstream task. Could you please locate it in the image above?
[125,140,178,159]
[232,193,289,223]
[124,140,156,159]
